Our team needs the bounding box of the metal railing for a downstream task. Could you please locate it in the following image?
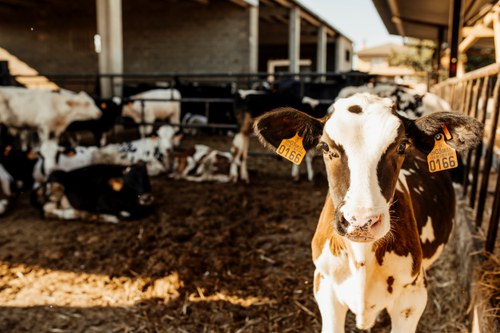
[1,71,375,133]
[432,63,500,253]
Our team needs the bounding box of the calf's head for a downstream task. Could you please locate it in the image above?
[254,93,482,243]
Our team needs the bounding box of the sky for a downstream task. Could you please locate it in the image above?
[297,0,403,51]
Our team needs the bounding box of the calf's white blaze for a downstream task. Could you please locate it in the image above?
[324,94,400,234]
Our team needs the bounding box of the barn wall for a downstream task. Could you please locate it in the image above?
[122,0,251,73]
[0,1,97,75]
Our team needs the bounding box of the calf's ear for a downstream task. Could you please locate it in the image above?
[407,111,483,152]
[253,107,326,151]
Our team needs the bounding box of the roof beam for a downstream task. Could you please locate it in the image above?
[228,0,258,7]
[462,26,494,38]
[299,10,334,36]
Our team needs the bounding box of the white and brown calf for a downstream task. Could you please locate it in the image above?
[171,131,249,183]
[253,93,482,332]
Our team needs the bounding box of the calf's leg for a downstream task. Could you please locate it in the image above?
[314,269,348,333]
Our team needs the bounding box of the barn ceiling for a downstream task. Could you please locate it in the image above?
[373,0,496,42]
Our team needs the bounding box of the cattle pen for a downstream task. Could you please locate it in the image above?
[0,69,498,332]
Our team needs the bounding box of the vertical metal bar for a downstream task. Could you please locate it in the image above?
[448,0,463,78]
[140,99,145,138]
[486,162,500,253]
[463,79,482,196]
[470,77,490,208]
[476,75,500,227]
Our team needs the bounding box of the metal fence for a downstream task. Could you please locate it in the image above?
[1,71,375,133]
[432,63,500,253]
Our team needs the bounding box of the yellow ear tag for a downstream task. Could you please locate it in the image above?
[276,133,306,165]
[108,178,124,191]
[4,145,12,156]
[427,134,458,172]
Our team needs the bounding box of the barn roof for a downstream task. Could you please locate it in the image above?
[372,0,494,41]
[356,43,410,57]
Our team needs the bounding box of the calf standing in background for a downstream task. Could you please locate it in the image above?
[253,93,482,332]
[122,89,181,137]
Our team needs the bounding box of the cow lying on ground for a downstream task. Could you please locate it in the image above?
[253,93,482,332]
[122,89,181,137]
[171,130,249,183]
[34,163,154,223]
[34,125,179,181]
[33,142,99,183]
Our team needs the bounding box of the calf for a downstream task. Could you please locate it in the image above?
[122,88,181,137]
[0,144,39,215]
[253,93,482,332]
[0,164,12,215]
[0,87,101,142]
[63,97,122,146]
[95,125,179,176]
[33,143,98,183]
[171,129,249,183]
[36,163,154,223]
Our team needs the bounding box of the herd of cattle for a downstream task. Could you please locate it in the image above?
[0,77,486,332]
[0,80,452,223]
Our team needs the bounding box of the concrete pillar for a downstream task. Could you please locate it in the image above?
[316,25,327,81]
[249,5,259,73]
[96,0,123,97]
[289,6,300,74]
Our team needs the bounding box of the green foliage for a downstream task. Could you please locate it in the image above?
[388,39,435,72]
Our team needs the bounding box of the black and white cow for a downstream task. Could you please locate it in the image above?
[63,97,122,147]
[95,125,180,176]
[35,163,154,223]
[253,93,482,332]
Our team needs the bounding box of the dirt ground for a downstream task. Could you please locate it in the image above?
[0,135,472,333]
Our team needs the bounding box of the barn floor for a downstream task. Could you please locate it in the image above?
[0,135,472,333]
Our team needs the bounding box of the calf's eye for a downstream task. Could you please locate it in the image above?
[320,142,329,153]
[397,142,407,155]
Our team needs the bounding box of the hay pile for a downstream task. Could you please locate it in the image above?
[472,252,500,332]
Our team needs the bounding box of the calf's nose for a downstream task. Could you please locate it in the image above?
[344,212,382,229]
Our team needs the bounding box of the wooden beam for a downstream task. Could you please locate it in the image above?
[228,0,258,8]
[462,26,494,38]
[494,11,500,62]
[299,10,334,36]
[274,0,292,8]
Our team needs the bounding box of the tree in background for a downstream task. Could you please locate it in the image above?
[388,38,435,72]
